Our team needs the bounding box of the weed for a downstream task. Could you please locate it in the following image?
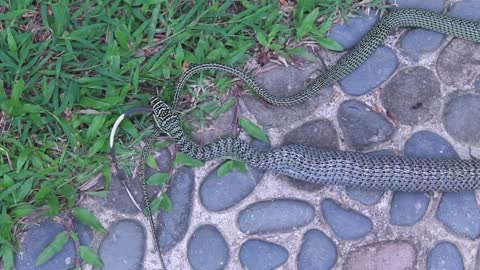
[0,0,385,268]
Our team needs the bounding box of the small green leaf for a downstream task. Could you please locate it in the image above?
[79,246,104,267]
[11,79,25,103]
[150,194,172,213]
[217,160,234,177]
[86,114,107,141]
[211,98,236,119]
[11,204,34,219]
[146,172,169,186]
[232,160,247,172]
[315,36,344,51]
[255,31,269,47]
[115,28,129,50]
[296,8,319,40]
[6,28,18,53]
[47,195,60,217]
[173,152,204,167]
[36,231,69,266]
[145,154,159,170]
[59,184,76,209]
[1,245,14,270]
[34,184,54,203]
[239,117,269,143]
[72,208,107,234]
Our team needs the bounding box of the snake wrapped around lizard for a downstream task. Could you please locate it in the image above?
[110,7,480,269]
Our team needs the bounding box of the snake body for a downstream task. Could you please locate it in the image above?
[150,8,480,193]
[109,8,480,269]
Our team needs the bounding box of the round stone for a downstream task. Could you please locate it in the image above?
[158,167,195,252]
[238,199,315,234]
[346,188,384,206]
[200,163,264,212]
[15,220,75,270]
[400,29,445,60]
[239,239,288,270]
[448,0,480,21]
[389,192,430,226]
[187,225,229,270]
[282,119,338,150]
[191,109,235,144]
[242,60,333,128]
[297,229,337,270]
[404,131,458,159]
[345,150,392,205]
[339,46,398,96]
[427,242,464,270]
[328,11,379,50]
[386,0,445,12]
[436,191,480,239]
[343,241,417,270]
[321,199,373,240]
[443,94,480,144]
[381,67,441,125]
[437,39,480,88]
[99,148,171,214]
[282,119,338,191]
[338,100,395,149]
[98,220,145,270]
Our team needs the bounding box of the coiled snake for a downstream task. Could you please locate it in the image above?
[110,8,480,269]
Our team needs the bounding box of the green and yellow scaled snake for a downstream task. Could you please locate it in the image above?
[110,8,480,269]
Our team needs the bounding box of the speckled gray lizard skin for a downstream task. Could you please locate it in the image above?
[150,8,480,192]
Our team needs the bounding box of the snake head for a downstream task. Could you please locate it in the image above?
[150,96,180,133]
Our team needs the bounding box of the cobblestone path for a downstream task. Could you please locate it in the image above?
[15,0,480,269]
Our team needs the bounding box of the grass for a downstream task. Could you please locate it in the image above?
[0,0,386,268]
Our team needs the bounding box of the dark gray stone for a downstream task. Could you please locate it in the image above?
[343,241,417,270]
[387,0,445,12]
[200,164,264,212]
[338,100,395,149]
[282,119,339,150]
[404,131,458,159]
[346,150,392,205]
[282,119,338,191]
[390,130,453,226]
[339,46,398,96]
[99,148,171,214]
[238,199,315,234]
[381,67,441,125]
[443,94,480,144]
[346,189,384,206]
[15,220,75,270]
[187,225,229,270]
[400,29,445,60]
[74,219,94,247]
[437,191,480,239]
[239,239,288,270]
[242,61,333,128]
[158,167,195,251]
[476,77,480,90]
[191,109,235,145]
[389,192,430,226]
[328,11,379,50]
[98,220,145,270]
[297,229,337,270]
[437,39,480,88]
[321,199,373,240]
[427,242,464,270]
[448,0,480,21]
